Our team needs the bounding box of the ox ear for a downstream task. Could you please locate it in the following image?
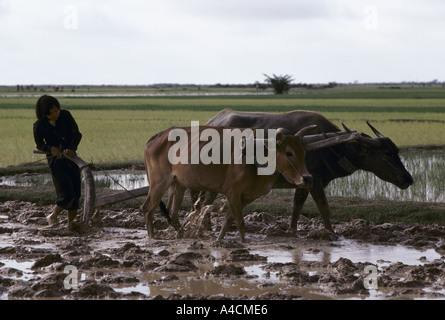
[295,125,318,138]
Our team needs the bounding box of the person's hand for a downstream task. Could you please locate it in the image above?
[51,146,63,159]
[63,149,75,158]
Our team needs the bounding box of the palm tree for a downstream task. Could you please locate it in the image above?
[264,74,293,94]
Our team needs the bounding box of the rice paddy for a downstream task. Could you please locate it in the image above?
[1,85,445,168]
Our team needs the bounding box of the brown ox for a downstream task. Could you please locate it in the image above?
[140,125,316,242]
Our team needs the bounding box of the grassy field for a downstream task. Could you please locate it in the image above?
[1,84,445,169]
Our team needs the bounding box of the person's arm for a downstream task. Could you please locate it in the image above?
[33,121,52,153]
[33,121,63,158]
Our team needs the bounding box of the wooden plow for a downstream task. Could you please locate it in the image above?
[33,150,148,224]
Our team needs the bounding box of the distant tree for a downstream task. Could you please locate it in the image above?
[264,74,293,94]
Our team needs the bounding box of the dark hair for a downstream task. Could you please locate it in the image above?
[35,95,61,120]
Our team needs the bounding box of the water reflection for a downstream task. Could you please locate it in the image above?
[95,171,148,190]
[0,171,148,190]
[250,239,441,267]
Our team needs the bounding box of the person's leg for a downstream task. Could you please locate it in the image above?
[48,159,76,226]
[47,205,63,225]
[67,164,81,227]
[68,210,77,227]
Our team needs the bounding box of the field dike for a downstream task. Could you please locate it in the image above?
[1,200,445,300]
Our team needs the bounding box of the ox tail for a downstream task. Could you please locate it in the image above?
[158,200,172,225]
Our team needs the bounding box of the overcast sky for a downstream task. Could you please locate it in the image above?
[1,0,444,85]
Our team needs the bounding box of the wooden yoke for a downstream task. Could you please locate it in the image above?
[302,131,361,151]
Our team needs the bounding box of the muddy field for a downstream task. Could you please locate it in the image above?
[1,200,445,300]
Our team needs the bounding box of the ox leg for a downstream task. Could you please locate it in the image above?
[217,211,234,242]
[289,188,309,230]
[309,179,334,232]
[140,194,155,238]
[166,185,175,212]
[235,215,246,243]
[220,197,246,243]
[169,184,185,230]
[141,181,171,238]
[220,200,256,243]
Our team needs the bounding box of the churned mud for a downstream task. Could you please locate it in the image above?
[1,200,445,300]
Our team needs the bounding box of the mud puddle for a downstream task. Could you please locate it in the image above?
[1,200,445,300]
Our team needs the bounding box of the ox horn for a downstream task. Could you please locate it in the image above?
[342,122,381,146]
[342,123,352,133]
[295,125,318,138]
[366,121,385,138]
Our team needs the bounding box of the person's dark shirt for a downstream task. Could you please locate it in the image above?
[33,109,82,158]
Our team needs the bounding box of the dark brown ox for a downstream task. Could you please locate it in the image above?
[201,109,414,232]
[141,125,315,243]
